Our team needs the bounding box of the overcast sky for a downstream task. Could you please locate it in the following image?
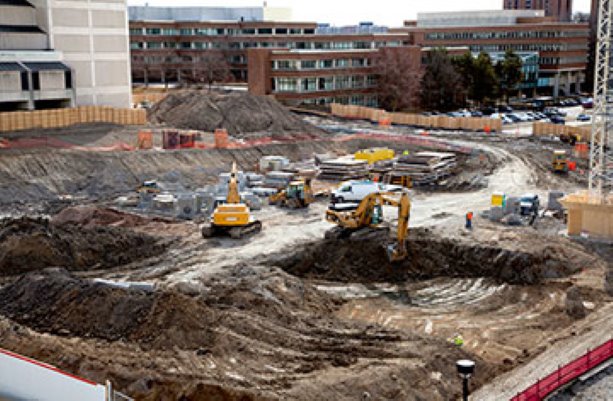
[128,0,593,26]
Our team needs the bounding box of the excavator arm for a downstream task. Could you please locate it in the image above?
[226,162,241,204]
[382,190,410,262]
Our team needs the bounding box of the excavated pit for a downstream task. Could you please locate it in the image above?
[273,228,583,285]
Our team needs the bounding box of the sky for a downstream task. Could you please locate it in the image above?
[128,0,593,26]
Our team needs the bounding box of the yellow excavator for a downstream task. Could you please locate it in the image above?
[324,189,411,262]
[269,178,314,208]
[552,150,568,173]
[201,162,262,239]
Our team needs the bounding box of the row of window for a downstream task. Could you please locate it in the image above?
[130,27,316,36]
[425,29,587,41]
[301,95,378,107]
[131,40,404,51]
[272,75,377,93]
[272,58,371,70]
[18,71,72,91]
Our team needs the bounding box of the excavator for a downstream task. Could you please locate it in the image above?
[269,178,314,208]
[201,162,262,239]
[324,189,411,262]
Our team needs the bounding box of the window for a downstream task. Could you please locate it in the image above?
[352,76,365,88]
[289,28,302,34]
[180,28,193,35]
[146,42,161,49]
[304,28,315,34]
[275,28,288,34]
[258,28,273,34]
[275,60,297,70]
[335,59,349,68]
[180,42,192,49]
[130,42,144,49]
[161,28,178,35]
[320,59,333,68]
[318,77,334,90]
[302,77,317,92]
[367,75,377,87]
[163,42,177,49]
[20,72,28,90]
[129,28,142,35]
[352,58,365,67]
[145,28,161,35]
[301,60,316,69]
[242,28,256,35]
[276,78,298,92]
[336,76,350,89]
[64,71,72,89]
[32,72,40,90]
[193,42,207,49]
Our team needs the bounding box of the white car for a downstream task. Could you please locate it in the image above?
[331,180,401,203]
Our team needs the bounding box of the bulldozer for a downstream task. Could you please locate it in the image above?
[269,178,314,208]
[324,189,411,262]
[552,150,568,173]
[201,162,262,239]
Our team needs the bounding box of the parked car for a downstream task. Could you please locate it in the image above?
[481,106,496,116]
[498,105,513,113]
[331,180,400,204]
[471,110,484,117]
[580,97,594,109]
[576,114,591,122]
[506,113,522,123]
[550,115,566,125]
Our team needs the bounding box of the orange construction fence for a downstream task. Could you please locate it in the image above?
[330,103,502,132]
[0,106,147,132]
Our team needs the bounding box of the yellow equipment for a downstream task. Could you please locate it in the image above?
[552,150,568,173]
[355,148,395,165]
[201,162,262,239]
[382,172,413,189]
[137,180,161,194]
[269,178,314,208]
[324,189,411,262]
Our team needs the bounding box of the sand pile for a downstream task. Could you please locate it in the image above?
[0,217,165,275]
[148,91,325,137]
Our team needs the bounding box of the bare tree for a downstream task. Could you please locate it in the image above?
[184,51,231,90]
[372,49,422,112]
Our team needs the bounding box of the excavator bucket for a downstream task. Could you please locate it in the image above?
[385,242,408,263]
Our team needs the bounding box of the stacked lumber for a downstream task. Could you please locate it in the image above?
[392,151,457,185]
[318,157,370,181]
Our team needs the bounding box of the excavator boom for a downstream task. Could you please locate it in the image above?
[226,162,241,204]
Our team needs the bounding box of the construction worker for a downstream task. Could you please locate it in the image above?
[465,212,473,230]
[453,334,464,347]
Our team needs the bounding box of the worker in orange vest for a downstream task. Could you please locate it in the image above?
[465,212,473,230]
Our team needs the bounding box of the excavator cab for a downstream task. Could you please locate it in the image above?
[269,178,314,208]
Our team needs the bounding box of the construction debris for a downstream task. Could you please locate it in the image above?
[393,151,458,185]
[318,157,370,180]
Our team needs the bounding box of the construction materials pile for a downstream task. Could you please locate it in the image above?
[318,157,370,180]
[393,151,457,185]
[148,91,325,138]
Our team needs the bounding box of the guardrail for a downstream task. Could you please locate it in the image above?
[511,339,613,401]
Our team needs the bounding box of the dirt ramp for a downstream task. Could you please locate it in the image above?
[0,217,165,275]
[51,205,159,228]
[275,229,583,285]
[149,91,324,137]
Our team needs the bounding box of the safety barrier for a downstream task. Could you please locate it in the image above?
[0,106,147,132]
[511,339,613,401]
[330,104,502,132]
[532,122,591,141]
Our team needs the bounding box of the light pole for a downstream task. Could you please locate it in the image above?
[456,359,475,401]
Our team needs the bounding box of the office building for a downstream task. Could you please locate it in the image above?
[503,0,573,22]
[0,0,131,111]
[403,10,588,97]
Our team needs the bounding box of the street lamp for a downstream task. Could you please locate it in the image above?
[456,359,475,401]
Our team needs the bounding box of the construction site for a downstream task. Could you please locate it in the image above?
[0,85,611,401]
[0,0,612,399]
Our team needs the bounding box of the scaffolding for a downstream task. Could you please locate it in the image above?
[589,0,613,203]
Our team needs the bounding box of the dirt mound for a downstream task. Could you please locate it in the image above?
[273,228,583,285]
[0,217,165,275]
[51,205,166,228]
[0,268,216,348]
[148,91,324,137]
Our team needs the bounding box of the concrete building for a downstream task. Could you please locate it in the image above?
[0,0,131,111]
[128,7,411,84]
[403,10,588,97]
[248,46,423,107]
[503,0,573,22]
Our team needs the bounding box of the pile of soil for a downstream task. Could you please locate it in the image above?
[273,228,584,285]
[0,217,165,275]
[148,92,325,137]
[51,205,168,228]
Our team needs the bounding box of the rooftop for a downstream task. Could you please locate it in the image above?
[416,9,545,28]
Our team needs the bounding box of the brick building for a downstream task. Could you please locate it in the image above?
[402,10,588,97]
[503,0,573,22]
[248,46,421,107]
[128,6,410,85]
